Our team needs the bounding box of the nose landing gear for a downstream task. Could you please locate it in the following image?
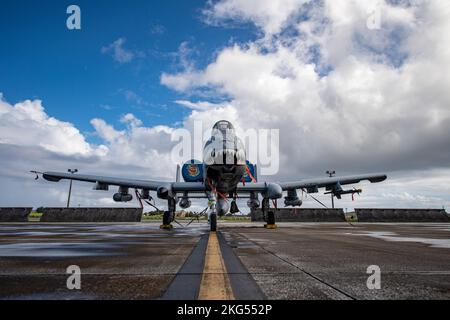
[206,197,218,232]
[210,213,217,232]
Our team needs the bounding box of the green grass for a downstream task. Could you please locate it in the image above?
[29,212,43,218]
[142,214,251,222]
[345,213,358,223]
[219,216,251,221]
[27,211,251,222]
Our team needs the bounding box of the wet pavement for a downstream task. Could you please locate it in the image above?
[0,222,449,300]
[220,222,450,300]
[0,222,208,299]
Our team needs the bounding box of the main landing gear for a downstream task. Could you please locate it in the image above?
[262,198,277,229]
[160,198,176,230]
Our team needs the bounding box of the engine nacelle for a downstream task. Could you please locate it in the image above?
[113,193,133,202]
[179,198,191,209]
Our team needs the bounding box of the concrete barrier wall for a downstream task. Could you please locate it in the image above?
[41,208,143,222]
[355,208,449,222]
[0,207,32,222]
[251,208,346,222]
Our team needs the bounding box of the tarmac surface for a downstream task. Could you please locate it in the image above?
[0,221,449,300]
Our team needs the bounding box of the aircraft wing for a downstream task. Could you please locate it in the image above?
[42,171,207,192]
[236,173,387,192]
[42,171,386,195]
[278,173,387,191]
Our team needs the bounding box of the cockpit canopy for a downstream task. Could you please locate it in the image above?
[212,120,235,138]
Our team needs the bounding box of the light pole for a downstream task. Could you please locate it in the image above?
[326,170,336,209]
[67,169,78,208]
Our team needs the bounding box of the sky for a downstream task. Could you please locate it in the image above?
[1,0,450,212]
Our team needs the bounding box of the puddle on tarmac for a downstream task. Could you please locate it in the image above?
[1,292,97,300]
[0,223,209,257]
[0,223,208,239]
[352,231,450,249]
[0,242,123,257]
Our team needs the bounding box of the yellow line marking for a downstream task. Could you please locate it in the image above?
[198,232,235,300]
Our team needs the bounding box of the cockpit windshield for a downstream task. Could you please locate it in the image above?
[212,120,235,139]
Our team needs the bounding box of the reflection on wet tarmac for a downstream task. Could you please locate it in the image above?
[0,223,209,257]
[359,231,450,249]
[0,242,122,257]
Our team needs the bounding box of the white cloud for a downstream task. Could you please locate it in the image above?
[203,0,309,36]
[101,38,136,63]
[161,0,450,178]
[120,113,143,127]
[174,100,228,111]
[157,0,450,209]
[0,95,179,208]
[160,42,202,92]
[0,96,105,157]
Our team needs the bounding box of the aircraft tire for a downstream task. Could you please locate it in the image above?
[163,211,171,225]
[210,214,217,232]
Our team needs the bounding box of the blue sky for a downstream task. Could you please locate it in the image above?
[0,0,255,139]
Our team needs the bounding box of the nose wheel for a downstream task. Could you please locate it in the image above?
[206,192,218,232]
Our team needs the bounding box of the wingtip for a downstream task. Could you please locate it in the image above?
[369,174,387,183]
[42,172,62,182]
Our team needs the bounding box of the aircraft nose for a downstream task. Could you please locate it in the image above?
[203,136,246,165]
[215,148,236,165]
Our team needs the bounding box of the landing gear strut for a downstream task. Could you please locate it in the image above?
[262,198,277,229]
[160,198,176,230]
[206,195,218,232]
[210,213,217,232]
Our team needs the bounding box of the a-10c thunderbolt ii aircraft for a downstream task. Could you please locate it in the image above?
[36,120,387,231]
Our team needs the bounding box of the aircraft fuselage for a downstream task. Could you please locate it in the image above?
[203,121,247,194]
